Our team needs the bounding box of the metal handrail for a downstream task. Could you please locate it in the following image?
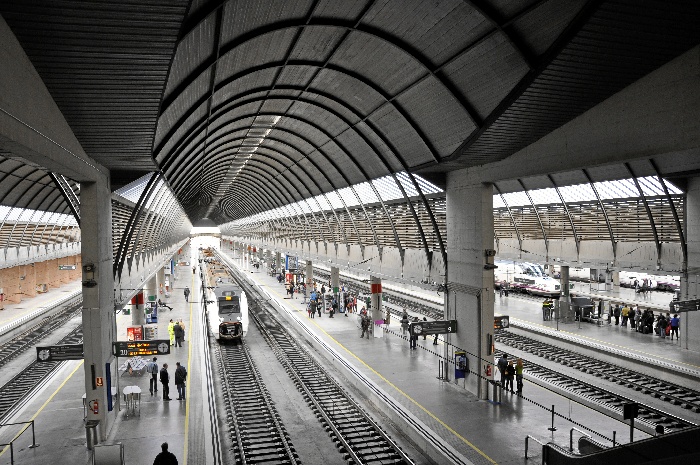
[525,435,546,460]
[570,427,591,451]
[0,420,38,464]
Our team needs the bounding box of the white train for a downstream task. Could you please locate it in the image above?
[494,261,567,297]
[566,267,679,292]
[208,283,249,343]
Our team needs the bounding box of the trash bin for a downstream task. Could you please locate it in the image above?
[85,419,100,450]
[490,380,502,404]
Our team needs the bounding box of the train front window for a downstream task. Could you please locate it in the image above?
[219,297,240,314]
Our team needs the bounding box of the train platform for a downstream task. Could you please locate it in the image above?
[495,291,700,382]
[223,252,677,465]
[0,263,208,465]
[0,281,81,335]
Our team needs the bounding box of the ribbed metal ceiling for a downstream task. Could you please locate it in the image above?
[1,0,699,227]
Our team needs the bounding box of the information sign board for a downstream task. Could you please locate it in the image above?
[494,315,510,330]
[409,320,457,336]
[285,255,298,270]
[36,344,84,362]
[112,339,171,357]
[58,264,76,270]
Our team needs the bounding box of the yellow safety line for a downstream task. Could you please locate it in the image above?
[183,268,195,465]
[264,283,496,464]
[512,317,700,370]
[0,361,84,458]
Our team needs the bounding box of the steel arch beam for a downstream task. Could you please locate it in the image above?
[494,184,523,257]
[649,158,686,267]
[625,163,661,264]
[547,174,580,257]
[517,178,548,257]
[582,169,616,259]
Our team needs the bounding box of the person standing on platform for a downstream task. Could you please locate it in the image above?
[670,314,680,340]
[497,354,508,387]
[628,306,636,329]
[515,359,524,394]
[330,298,337,318]
[175,362,187,400]
[360,313,370,338]
[183,286,190,302]
[168,319,175,346]
[146,357,159,395]
[634,305,641,331]
[622,304,631,327]
[160,363,171,401]
[153,442,178,465]
[505,360,516,392]
[400,312,409,336]
[422,316,428,340]
[173,320,184,347]
[613,305,621,325]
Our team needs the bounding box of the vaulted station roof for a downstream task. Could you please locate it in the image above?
[1,0,699,226]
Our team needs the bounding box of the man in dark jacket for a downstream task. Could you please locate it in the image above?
[183,287,190,302]
[153,442,177,465]
[175,362,187,400]
[173,321,184,347]
[160,364,171,401]
[497,354,508,387]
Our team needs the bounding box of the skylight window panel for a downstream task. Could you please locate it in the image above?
[559,183,595,203]
[395,172,419,197]
[501,191,530,207]
[338,187,360,208]
[299,200,313,214]
[325,191,344,210]
[313,194,332,211]
[414,174,444,194]
[373,176,402,201]
[354,182,379,204]
[493,195,505,209]
[637,176,665,196]
[528,188,560,205]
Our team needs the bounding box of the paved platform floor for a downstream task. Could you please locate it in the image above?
[1,255,697,465]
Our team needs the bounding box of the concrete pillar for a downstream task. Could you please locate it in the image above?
[445,177,494,399]
[559,265,571,322]
[132,291,146,326]
[331,265,339,305]
[144,274,157,321]
[370,276,383,337]
[156,265,166,299]
[605,269,613,291]
[276,251,282,274]
[612,270,620,287]
[682,177,700,352]
[80,180,116,439]
[306,261,313,302]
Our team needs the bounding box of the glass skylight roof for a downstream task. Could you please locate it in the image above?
[0,205,78,226]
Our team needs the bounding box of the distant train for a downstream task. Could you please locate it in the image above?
[208,283,249,343]
[566,267,679,292]
[494,261,569,297]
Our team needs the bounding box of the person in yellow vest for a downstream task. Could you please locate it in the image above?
[168,319,175,346]
[621,304,630,327]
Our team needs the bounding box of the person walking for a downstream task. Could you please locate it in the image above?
[183,286,190,302]
[173,320,184,347]
[168,319,175,346]
[515,358,524,394]
[146,357,159,395]
[505,361,516,392]
[360,313,370,338]
[175,362,187,400]
[160,363,171,401]
[330,298,338,318]
[153,442,178,465]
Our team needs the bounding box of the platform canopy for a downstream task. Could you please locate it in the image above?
[1,0,699,227]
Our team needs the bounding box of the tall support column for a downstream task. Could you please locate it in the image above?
[446,176,494,399]
[306,261,313,302]
[559,266,571,322]
[80,180,116,439]
[331,266,339,305]
[612,270,620,288]
[370,276,383,336]
[276,251,282,274]
[132,291,146,326]
[156,265,166,299]
[144,275,157,321]
[682,177,700,352]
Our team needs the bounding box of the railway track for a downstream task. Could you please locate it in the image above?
[0,324,84,422]
[216,341,300,465]
[0,303,82,371]
[496,330,700,413]
[226,262,415,465]
[494,332,696,434]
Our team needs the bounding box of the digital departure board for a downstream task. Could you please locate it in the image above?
[112,339,171,357]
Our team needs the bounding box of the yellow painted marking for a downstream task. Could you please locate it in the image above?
[263,281,495,464]
[511,317,700,370]
[0,361,84,458]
